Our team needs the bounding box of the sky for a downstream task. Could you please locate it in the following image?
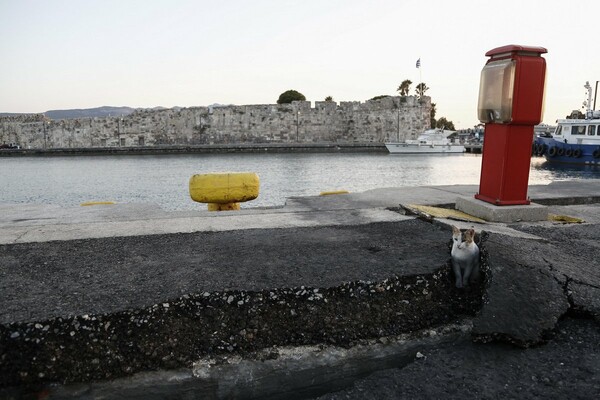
[1,0,598,128]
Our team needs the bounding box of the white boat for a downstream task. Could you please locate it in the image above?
[385,129,465,154]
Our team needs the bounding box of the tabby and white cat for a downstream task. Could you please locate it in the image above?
[451,226,480,288]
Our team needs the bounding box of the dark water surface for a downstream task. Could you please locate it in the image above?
[1,153,598,210]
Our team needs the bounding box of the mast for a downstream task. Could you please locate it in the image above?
[584,81,593,118]
[594,80,598,111]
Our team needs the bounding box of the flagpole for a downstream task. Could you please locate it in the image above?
[419,59,422,98]
[420,60,424,129]
[417,57,423,99]
[416,57,425,130]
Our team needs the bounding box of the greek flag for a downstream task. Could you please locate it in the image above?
[416,58,421,68]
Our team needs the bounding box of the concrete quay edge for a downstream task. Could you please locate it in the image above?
[2,180,600,244]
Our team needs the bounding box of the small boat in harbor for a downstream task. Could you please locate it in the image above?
[385,128,465,154]
[533,81,600,165]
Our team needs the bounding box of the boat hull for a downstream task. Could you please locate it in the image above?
[385,143,465,154]
[534,137,600,165]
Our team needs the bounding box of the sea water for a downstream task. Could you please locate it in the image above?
[1,153,598,210]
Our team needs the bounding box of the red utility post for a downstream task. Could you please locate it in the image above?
[475,45,547,205]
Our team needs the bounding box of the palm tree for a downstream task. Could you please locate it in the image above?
[325,96,333,102]
[397,80,412,96]
[415,82,429,97]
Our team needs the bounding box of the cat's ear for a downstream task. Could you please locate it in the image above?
[466,228,475,238]
[452,226,460,234]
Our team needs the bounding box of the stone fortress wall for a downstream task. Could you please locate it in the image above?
[0,96,431,149]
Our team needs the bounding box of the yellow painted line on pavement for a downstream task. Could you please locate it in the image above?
[548,214,584,224]
[404,204,486,223]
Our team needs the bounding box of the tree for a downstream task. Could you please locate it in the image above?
[277,90,306,104]
[325,96,333,102]
[370,95,390,101]
[415,83,429,97]
[430,103,437,128]
[397,79,412,96]
[435,117,455,131]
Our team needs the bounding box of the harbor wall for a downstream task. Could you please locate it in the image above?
[0,96,431,149]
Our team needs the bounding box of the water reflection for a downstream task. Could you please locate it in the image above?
[531,157,600,181]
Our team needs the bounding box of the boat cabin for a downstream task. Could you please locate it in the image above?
[553,117,600,145]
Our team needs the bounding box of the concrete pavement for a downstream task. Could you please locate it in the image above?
[1,180,600,398]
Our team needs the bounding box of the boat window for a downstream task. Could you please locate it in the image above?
[571,125,586,135]
[588,125,597,136]
[554,125,562,136]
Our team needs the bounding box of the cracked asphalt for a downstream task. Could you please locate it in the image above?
[1,185,600,398]
[314,317,599,400]
[314,207,600,400]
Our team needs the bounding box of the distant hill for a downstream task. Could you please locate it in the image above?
[44,106,136,120]
[1,105,200,120]
[0,106,137,119]
[0,106,186,120]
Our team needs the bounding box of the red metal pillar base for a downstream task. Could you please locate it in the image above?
[475,123,534,206]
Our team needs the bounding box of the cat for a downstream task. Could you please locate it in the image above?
[451,226,480,288]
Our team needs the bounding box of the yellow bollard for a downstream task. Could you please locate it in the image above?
[207,203,241,211]
[189,172,260,211]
